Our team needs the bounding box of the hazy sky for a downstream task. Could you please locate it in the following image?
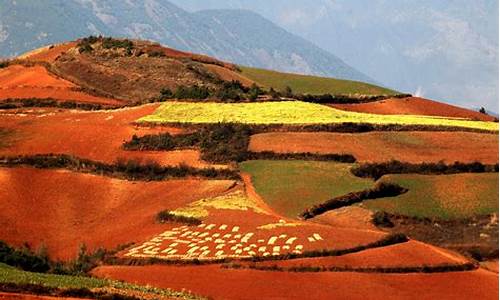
[171,0,499,112]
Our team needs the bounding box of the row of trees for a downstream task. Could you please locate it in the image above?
[159,80,265,102]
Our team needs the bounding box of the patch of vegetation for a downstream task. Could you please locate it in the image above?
[0,98,109,110]
[124,132,199,151]
[351,160,499,180]
[224,262,477,274]
[159,80,265,102]
[363,173,499,220]
[170,190,266,219]
[239,160,374,218]
[78,36,134,55]
[0,241,50,273]
[0,60,10,68]
[372,213,498,262]
[138,101,498,132]
[0,154,240,181]
[300,182,408,219]
[240,66,399,96]
[156,210,202,226]
[0,263,205,300]
[295,93,412,104]
[123,124,356,164]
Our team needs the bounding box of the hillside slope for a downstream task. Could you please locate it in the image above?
[0,0,372,83]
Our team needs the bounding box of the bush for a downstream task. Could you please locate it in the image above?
[300,182,408,219]
[372,211,394,228]
[173,85,211,99]
[0,60,10,69]
[0,241,50,273]
[0,154,241,181]
[156,210,202,226]
[351,160,498,180]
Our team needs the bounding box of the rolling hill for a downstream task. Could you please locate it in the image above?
[0,0,373,83]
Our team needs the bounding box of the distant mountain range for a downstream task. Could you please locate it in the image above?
[0,0,374,83]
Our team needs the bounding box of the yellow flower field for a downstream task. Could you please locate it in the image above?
[139,101,498,131]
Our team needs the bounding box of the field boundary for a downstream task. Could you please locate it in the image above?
[0,154,240,181]
[133,121,498,134]
[222,261,478,274]
[352,160,499,180]
[300,182,408,219]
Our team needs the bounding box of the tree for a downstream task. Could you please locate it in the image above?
[269,87,280,99]
[479,107,487,114]
[283,86,293,98]
[248,83,262,101]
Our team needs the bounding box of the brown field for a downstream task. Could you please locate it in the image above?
[249,131,499,164]
[0,65,123,105]
[0,167,235,260]
[310,206,379,231]
[331,97,496,122]
[203,64,255,87]
[92,265,498,300]
[255,240,469,269]
[0,105,223,168]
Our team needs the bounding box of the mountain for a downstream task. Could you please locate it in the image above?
[0,0,373,83]
[169,0,499,112]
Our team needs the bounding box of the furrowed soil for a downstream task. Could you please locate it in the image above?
[92,265,498,300]
[0,105,225,168]
[0,65,123,105]
[249,131,499,164]
[330,97,496,122]
[0,167,235,260]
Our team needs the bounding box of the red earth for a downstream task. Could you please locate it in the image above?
[92,265,498,300]
[0,293,83,300]
[254,240,469,269]
[249,131,499,164]
[330,97,496,121]
[18,42,77,63]
[0,167,235,260]
[0,65,123,106]
[0,105,224,168]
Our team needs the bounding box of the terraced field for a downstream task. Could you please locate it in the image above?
[239,160,373,218]
[249,131,499,164]
[139,101,498,131]
[239,66,398,95]
[364,173,499,219]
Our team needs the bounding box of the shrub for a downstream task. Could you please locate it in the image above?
[372,211,395,228]
[351,160,498,180]
[156,210,202,225]
[0,241,50,273]
[0,60,10,69]
[0,154,240,181]
[300,182,408,219]
[173,85,211,99]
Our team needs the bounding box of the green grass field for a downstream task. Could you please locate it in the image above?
[139,101,498,131]
[240,66,398,95]
[363,173,499,220]
[239,160,373,218]
[0,263,203,299]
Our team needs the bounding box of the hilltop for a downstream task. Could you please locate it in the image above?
[0,0,373,83]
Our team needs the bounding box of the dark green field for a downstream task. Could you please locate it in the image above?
[239,160,373,218]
